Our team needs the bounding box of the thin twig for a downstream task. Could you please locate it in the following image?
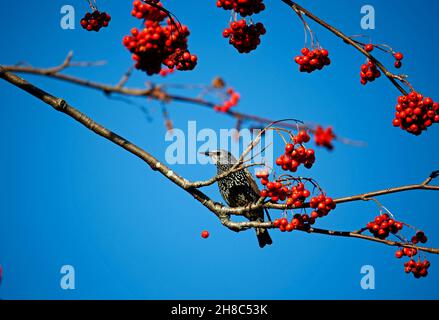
[1,52,363,146]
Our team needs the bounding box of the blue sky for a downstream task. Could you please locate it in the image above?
[0,0,438,299]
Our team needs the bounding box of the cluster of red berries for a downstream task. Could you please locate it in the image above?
[395,247,418,259]
[392,92,439,135]
[314,126,334,150]
[403,258,430,278]
[273,195,335,232]
[216,0,265,16]
[131,0,167,21]
[309,194,336,218]
[366,214,403,240]
[223,20,266,53]
[274,214,314,232]
[167,48,198,71]
[360,60,381,85]
[257,175,311,206]
[80,10,111,32]
[259,180,289,203]
[411,231,428,244]
[287,182,311,208]
[123,18,197,75]
[294,47,331,73]
[214,88,240,112]
[201,230,210,239]
[394,231,430,279]
[275,133,316,172]
[393,52,404,69]
[159,67,175,77]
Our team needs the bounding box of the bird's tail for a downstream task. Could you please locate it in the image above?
[256,228,273,248]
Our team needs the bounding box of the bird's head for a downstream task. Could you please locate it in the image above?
[201,149,237,165]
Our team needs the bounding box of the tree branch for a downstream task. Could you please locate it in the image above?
[281,0,409,95]
[264,174,439,211]
[1,52,363,147]
[1,66,437,255]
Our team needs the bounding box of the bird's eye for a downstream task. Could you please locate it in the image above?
[216,151,222,155]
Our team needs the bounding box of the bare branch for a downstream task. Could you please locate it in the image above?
[1,53,363,146]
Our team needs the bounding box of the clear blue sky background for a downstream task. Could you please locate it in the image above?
[0,0,438,299]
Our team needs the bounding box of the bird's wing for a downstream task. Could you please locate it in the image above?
[244,168,261,196]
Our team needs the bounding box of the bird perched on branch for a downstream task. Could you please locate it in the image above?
[203,149,272,248]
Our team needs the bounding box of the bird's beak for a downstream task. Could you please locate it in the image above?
[200,151,211,156]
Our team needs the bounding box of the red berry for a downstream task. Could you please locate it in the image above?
[394,52,404,61]
[364,44,374,52]
[201,230,210,238]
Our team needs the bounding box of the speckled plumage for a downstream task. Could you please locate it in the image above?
[207,150,272,248]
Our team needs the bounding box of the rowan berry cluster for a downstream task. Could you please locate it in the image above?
[216,0,266,52]
[216,0,265,17]
[272,193,335,232]
[257,178,311,206]
[214,88,240,112]
[395,247,417,258]
[294,47,331,73]
[392,92,439,135]
[223,20,266,53]
[80,10,111,32]
[123,16,197,75]
[366,214,403,239]
[314,126,334,150]
[287,182,311,208]
[411,231,428,244]
[394,230,430,278]
[131,0,167,21]
[403,259,430,278]
[275,132,315,172]
[273,214,313,232]
[167,48,198,71]
[360,60,381,85]
[309,194,336,218]
[259,180,289,203]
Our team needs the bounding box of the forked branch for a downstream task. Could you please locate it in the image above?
[0,67,437,255]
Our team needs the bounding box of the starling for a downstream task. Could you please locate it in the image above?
[203,149,273,248]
